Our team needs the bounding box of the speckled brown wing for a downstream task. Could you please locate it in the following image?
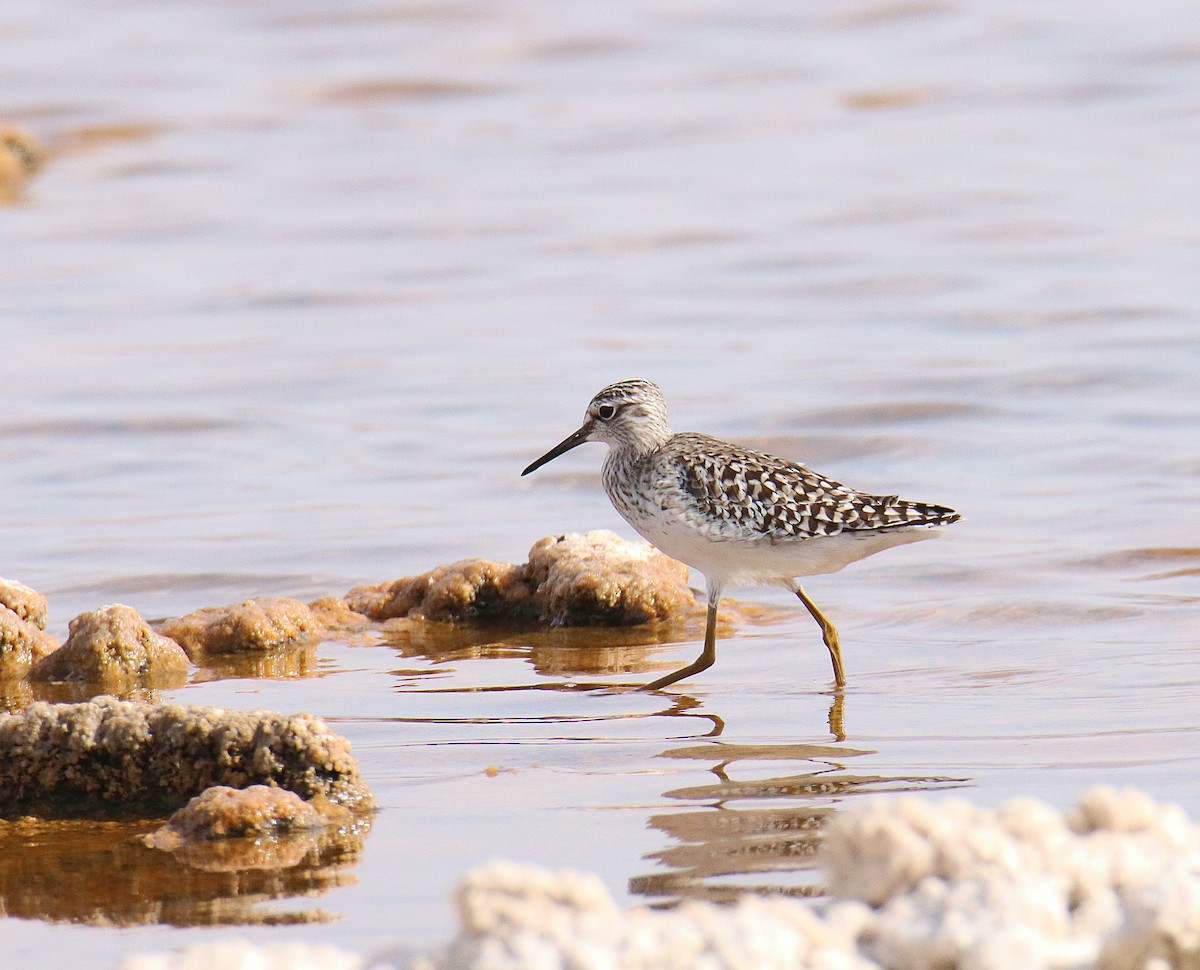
[658,433,959,543]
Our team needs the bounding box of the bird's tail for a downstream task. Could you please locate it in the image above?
[869,495,961,530]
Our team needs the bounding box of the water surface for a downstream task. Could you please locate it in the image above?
[2,0,1198,964]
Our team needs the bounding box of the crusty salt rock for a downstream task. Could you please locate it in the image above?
[820,787,1200,970]
[526,531,696,625]
[142,785,331,850]
[29,604,188,688]
[117,941,363,970]
[0,577,49,629]
[344,531,697,626]
[419,560,533,621]
[0,696,374,816]
[307,596,370,631]
[410,860,874,970]
[0,608,59,679]
[345,559,532,622]
[1066,785,1181,836]
[158,597,322,657]
[343,574,426,620]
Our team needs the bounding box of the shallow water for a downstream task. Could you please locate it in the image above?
[2,0,1199,964]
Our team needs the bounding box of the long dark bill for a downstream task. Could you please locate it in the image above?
[521,423,591,476]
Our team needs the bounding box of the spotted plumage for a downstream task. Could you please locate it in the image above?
[523,379,960,691]
[649,433,955,542]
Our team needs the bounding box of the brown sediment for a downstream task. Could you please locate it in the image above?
[347,530,700,626]
[0,697,374,818]
[158,597,324,658]
[29,604,188,690]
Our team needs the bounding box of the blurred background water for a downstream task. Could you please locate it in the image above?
[2,0,1198,965]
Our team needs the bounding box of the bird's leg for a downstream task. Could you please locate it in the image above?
[641,586,721,692]
[794,585,846,687]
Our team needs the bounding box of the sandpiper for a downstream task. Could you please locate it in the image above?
[522,379,959,690]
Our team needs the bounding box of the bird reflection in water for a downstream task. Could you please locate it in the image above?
[630,740,967,904]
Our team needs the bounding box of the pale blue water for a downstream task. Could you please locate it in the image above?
[2,0,1198,965]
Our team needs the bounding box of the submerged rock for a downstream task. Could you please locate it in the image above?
[0,697,374,817]
[144,785,333,847]
[158,597,323,658]
[345,530,697,626]
[29,604,188,688]
[141,784,343,870]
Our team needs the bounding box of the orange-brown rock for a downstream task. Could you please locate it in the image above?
[346,559,532,622]
[29,604,188,688]
[0,608,59,679]
[0,697,374,817]
[345,531,697,627]
[158,597,322,658]
[0,578,49,629]
[306,596,371,631]
[526,531,695,625]
[142,785,332,851]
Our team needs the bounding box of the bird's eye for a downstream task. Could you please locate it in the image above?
[596,404,617,421]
